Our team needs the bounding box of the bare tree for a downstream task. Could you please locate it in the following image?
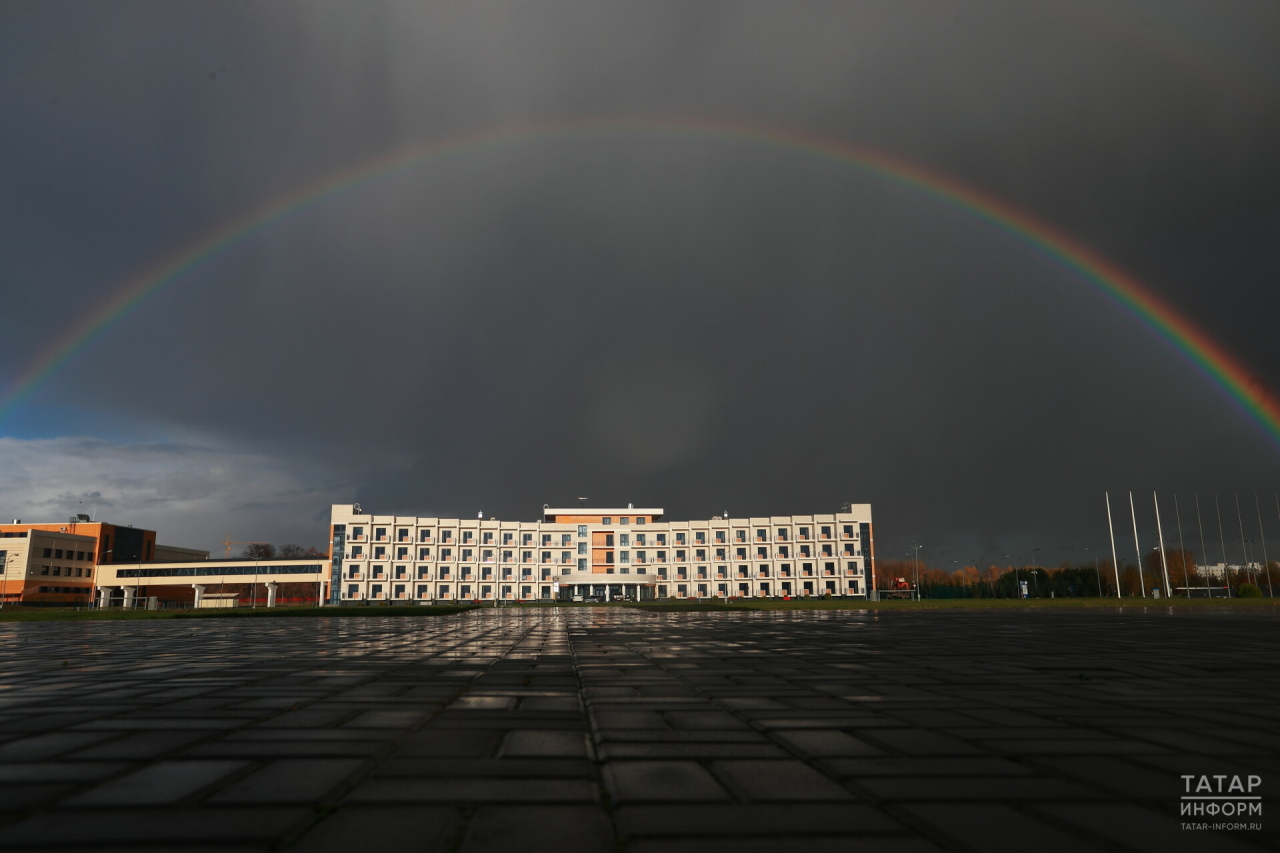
[278,544,306,558]
[241,543,276,559]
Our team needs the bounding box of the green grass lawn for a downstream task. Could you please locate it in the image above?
[620,596,1280,612]
[0,604,478,622]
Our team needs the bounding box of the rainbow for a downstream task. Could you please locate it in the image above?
[3,115,1278,445]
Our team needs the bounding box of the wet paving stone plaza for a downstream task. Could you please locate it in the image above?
[0,607,1277,852]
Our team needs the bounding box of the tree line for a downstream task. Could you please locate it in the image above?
[876,551,1277,598]
[239,543,327,560]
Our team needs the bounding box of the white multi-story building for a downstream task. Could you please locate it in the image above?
[328,503,874,604]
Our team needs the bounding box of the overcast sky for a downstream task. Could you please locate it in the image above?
[2,1,1278,568]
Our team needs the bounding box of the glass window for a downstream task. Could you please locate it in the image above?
[621,517,629,525]
[603,517,612,525]
[578,525,588,536]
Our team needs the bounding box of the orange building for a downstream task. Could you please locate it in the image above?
[0,516,159,605]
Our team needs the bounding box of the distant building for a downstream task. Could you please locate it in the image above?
[0,527,98,606]
[0,517,207,606]
[329,503,875,604]
[96,557,326,609]
[1199,562,1263,579]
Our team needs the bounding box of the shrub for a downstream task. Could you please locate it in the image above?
[822,592,833,600]
[1238,583,1263,598]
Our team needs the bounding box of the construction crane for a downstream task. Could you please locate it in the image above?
[223,536,270,559]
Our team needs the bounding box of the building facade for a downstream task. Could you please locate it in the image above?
[0,528,99,606]
[329,503,874,604]
[95,558,328,608]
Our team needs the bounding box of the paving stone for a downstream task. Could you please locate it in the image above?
[711,759,855,801]
[501,729,591,758]
[459,805,614,852]
[773,729,887,758]
[603,761,731,803]
[208,758,367,804]
[65,759,250,806]
[0,732,112,761]
[0,607,1276,851]
[0,807,311,846]
[629,835,943,853]
[899,801,1100,852]
[289,806,461,853]
[346,776,598,803]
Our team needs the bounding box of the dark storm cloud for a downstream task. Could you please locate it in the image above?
[1,1,1278,562]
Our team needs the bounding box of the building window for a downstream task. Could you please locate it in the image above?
[636,517,646,525]
[578,525,587,537]
[621,517,629,525]
[656,534,666,545]
[603,517,612,525]
[577,559,586,571]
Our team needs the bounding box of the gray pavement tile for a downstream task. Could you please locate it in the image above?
[0,807,311,846]
[395,728,503,756]
[711,759,855,801]
[459,805,615,853]
[0,732,113,761]
[345,776,599,803]
[0,762,127,783]
[208,757,368,804]
[859,729,984,756]
[373,758,594,778]
[857,775,1100,802]
[604,760,731,803]
[344,709,433,728]
[898,800,1101,852]
[597,742,789,760]
[629,837,942,852]
[616,802,909,837]
[772,729,887,758]
[820,757,1034,777]
[1034,755,1185,800]
[0,784,73,811]
[63,759,250,806]
[500,729,591,758]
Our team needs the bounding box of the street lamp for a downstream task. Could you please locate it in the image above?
[911,544,923,600]
[1030,569,1040,598]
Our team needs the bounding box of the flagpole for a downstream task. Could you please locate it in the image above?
[1256,493,1273,597]
[1154,492,1171,598]
[1105,492,1121,598]
[1216,494,1232,598]
[1130,491,1146,598]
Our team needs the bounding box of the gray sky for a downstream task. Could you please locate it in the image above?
[2,1,1279,568]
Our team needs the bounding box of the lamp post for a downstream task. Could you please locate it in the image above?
[1031,547,1040,599]
[1085,547,1102,597]
[910,544,922,600]
[1030,569,1040,598]
[0,551,17,610]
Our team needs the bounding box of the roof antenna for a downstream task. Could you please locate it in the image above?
[478,511,484,519]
